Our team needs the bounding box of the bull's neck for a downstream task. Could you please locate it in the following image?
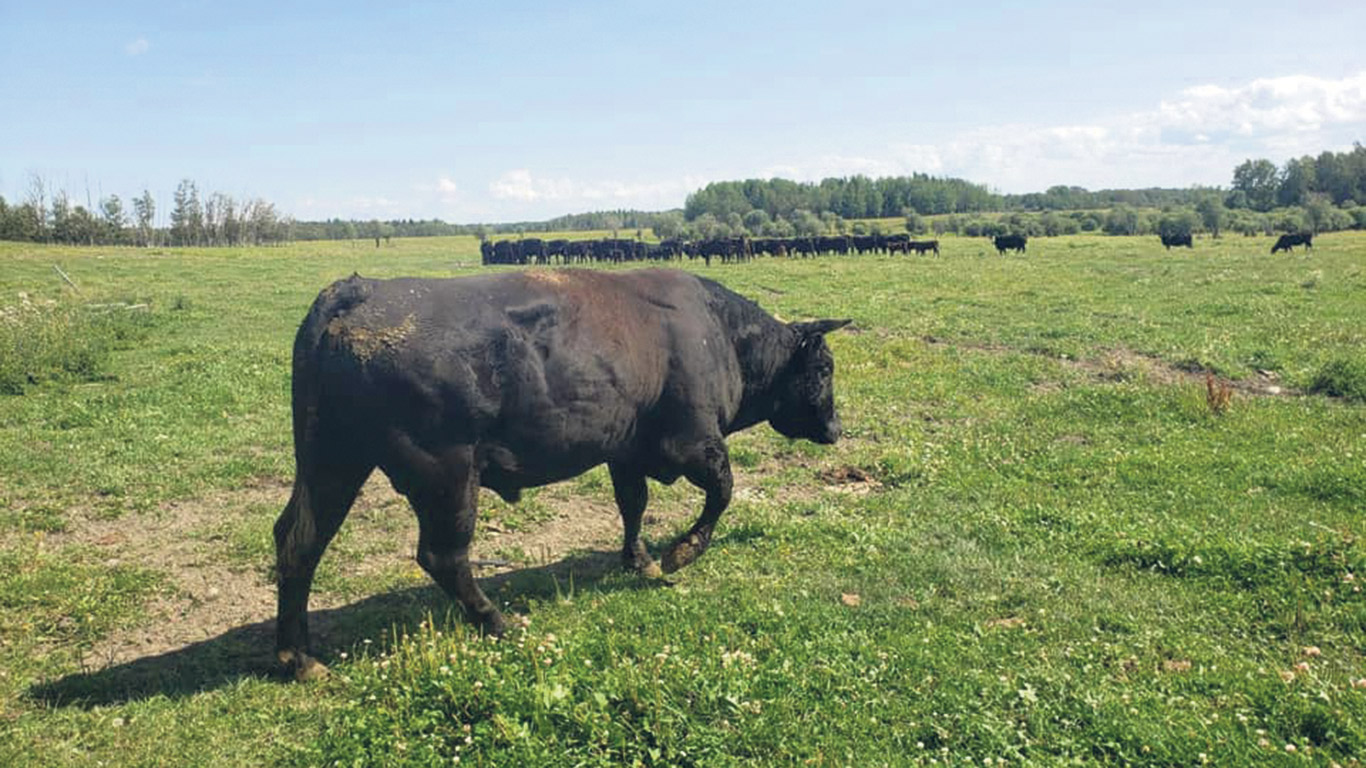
[727,325,797,434]
[703,292,797,434]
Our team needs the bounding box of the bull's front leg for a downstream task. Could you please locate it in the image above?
[661,437,733,574]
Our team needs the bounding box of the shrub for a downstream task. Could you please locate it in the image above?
[1157,208,1200,239]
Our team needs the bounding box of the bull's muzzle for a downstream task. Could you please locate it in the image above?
[817,418,842,444]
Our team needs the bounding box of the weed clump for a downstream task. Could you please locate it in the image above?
[1205,372,1232,415]
[0,294,151,394]
[1308,358,1366,402]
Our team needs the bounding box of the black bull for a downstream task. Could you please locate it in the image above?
[1271,233,1313,253]
[274,268,850,679]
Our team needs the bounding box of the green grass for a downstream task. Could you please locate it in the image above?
[1,233,1364,765]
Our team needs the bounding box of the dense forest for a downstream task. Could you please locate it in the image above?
[2,144,1363,246]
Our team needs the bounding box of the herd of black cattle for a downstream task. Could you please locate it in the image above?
[480,233,948,265]
[480,231,1315,265]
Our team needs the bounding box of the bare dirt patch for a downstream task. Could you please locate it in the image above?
[1072,348,1294,397]
[923,336,1299,397]
[817,465,883,494]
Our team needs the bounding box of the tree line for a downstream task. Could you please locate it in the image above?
[4,145,1364,247]
[0,177,290,246]
[1227,144,1366,211]
[684,174,1000,221]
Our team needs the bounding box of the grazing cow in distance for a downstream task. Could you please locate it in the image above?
[519,238,548,265]
[789,237,816,258]
[1160,233,1194,250]
[908,239,940,256]
[566,240,592,264]
[1271,233,1313,253]
[816,235,851,256]
[273,269,851,680]
[993,234,1027,255]
[883,233,910,255]
[658,239,687,260]
[492,239,519,264]
[546,239,570,264]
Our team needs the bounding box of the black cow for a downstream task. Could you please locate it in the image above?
[817,236,851,256]
[566,240,592,264]
[993,234,1027,255]
[546,239,570,264]
[492,239,519,264]
[908,239,940,256]
[1160,233,1193,250]
[750,238,779,258]
[658,239,687,260]
[1271,233,1313,253]
[789,237,817,258]
[590,239,622,262]
[274,269,850,680]
[519,238,548,264]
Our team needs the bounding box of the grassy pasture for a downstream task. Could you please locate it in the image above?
[0,232,1364,765]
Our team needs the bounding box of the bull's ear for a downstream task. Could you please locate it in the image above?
[792,319,852,337]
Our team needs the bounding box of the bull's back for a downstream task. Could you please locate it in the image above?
[297,270,703,483]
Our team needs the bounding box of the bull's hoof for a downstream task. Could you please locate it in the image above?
[279,650,330,683]
[661,535,704,574]
[624,554,665,579]
[479,609,508,638]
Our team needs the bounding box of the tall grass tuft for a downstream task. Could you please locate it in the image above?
[1309,358,1366,402]
[0,295,151,394]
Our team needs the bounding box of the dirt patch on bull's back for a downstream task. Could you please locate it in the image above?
[55,472,701,669]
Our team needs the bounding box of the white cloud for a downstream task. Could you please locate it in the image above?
[294,72,1366,221]
[1156,73,1366,141]
[489,169,700,209]
[343,195,401,213]
[415,176,461,204]
[124,38,149,56]
[768,71,1366,193]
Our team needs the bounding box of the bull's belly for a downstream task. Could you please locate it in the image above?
[480,443,604,483]
[473,427,630,498]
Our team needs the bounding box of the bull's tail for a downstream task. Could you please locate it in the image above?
[276,274,375,677]
[289,274,373,470]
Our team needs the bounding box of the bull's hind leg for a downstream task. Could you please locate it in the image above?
[608,462,663,578]
[274,458,371,681]
[661,436,733,574]
[405,446,507,637]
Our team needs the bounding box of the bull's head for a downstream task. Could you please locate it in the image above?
[770,319,852,445]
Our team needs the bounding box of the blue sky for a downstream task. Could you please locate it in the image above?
[2,1,1364,224]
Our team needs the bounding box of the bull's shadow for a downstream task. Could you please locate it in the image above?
[27,540,715,709]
